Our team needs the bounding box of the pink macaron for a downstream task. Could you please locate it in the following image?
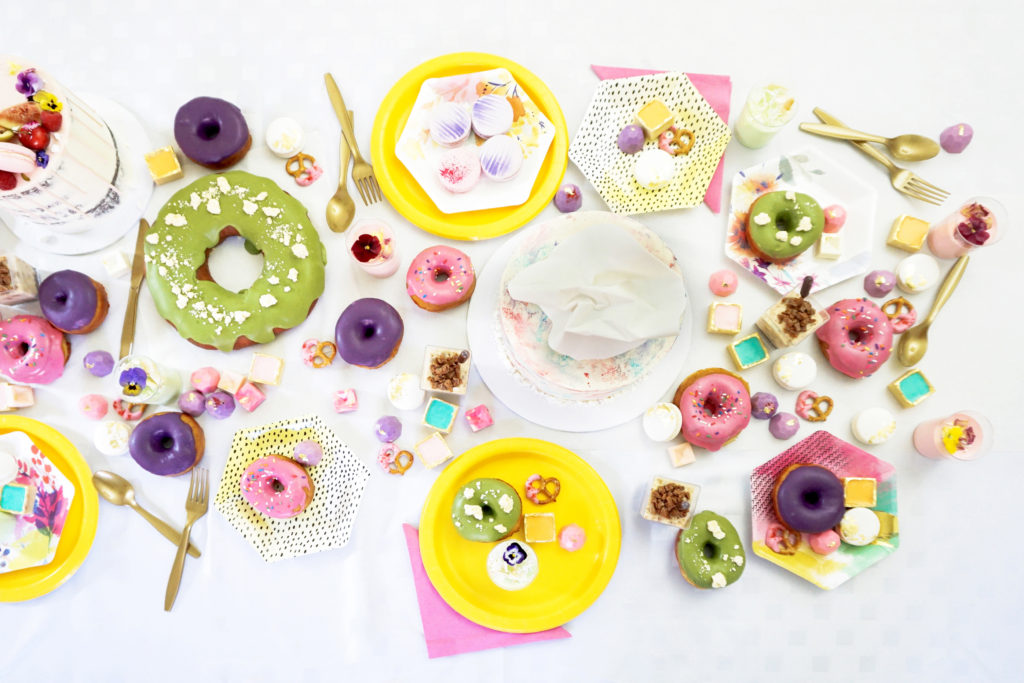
[0,141,38,174]
[436,147,481,193]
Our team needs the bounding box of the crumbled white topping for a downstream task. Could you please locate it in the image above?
[165,213,187,227]
[206,198,221,215]
[463,488,474,498]
[216,176,231,193]
[283,287,291,292]
[259,294,278,307]
[789,235,803,246]
[267,276,279,285]
[732,555,744,567]
[262,207,281,218]
[498,494,514,514]
[189,193,201,209]
[797,216,813,232]
[255,192,268,201]
[707,520,726,540]
[753,212,771,226]
[242,200,258,216]
[158,266,167,277]
[292,244,309,258]
[711,572,727,588]
[775,230,789,242]
[287,268,298,282]
[494,524,507,533]
[176,294,188,309]
[146,234,159,244]
[464,504,483,520]
[233,311,251,324]
[785,190,796,201]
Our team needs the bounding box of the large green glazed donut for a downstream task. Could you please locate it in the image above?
[145,171,326,351]
[746,190,824,262]
[451,478,522,542]
[675,510,746,589]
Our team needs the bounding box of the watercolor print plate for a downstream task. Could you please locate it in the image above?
[0,417,98,602]
[214,415,370,563]
[726,148,878,294]
[394,67,555,214]
[569,72,730,215]
[373,52,568,240]
[750,430,899,590]
[419,438,621,632]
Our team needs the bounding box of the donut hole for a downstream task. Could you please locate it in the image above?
[151,430,175,452]
[14,342,30,358]
[433,267,451,283]
[847,325,870,345]
[270,478,285,493]
[204,236,265,293]
[801,489,822,508]
[775,212,795,233]
[360,321,377,339]
[702,541,718,559]
[701,395,721,417]
[53,291,68,305]
[197,117,221,140]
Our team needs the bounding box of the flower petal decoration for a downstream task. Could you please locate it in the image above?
[351,233,382,263]
[14,69,42,97]
[118,367,148,396]
[30,91,62,113]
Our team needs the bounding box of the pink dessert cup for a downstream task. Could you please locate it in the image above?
[926,197,1006,259]
[912,410,992,461]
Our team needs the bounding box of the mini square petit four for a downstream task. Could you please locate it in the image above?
[217,369,246,395]
[816,233,842,259]
[101,250,132,279]
[667,442,696,468]
[707,302,742,335]
[0,254,38,305]
[415,432,454,469]
[887,215,929,252]
[0,482,35,515]
[727,333,770,371]
[640,476,700,530]
[888,369,934,408]
[0,383,35,411]
[422,397,459,434]
[635,99,674,140]
[248,352,284,386]
[843,477,877,508]
[524,513,556,543]
[235,381,266,412]
[755,278,828,349]
[421,346,470,396]
[333,389,358,413]
[464,404,493,432]
[144,146,184,185]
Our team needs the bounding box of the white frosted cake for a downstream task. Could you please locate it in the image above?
[499,212,683,401]
[0,56,120,227]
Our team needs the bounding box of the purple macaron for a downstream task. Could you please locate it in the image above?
[769,412,800,440]
[374,416,402,443]
[83,350,115,377]
[864,270,896,298]
[751,392,779,420]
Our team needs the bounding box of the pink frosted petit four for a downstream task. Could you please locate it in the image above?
[0,383,34,411]
[333,389,358,413]
[191,367,220,393]
[471,95,513,139]
[415,432,454,469]
[248,353,284,385]
[236,381,266,412]
[823,205,847,233]
[429,102,472,147]
[79,394,108,420]
[217,369,246,395]
[436,147,480,193]
[464,404,494,432]
[667,442,696,468]
[479,135,523,182]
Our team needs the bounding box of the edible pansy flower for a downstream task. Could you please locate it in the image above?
[502,541,526,566]
[351,233,382,263]
[14,69,42,97]
[31,91,62,113]
[119,367,148,396]
[35,150,49,168]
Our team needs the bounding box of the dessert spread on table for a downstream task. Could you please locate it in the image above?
[0,50,1002,631]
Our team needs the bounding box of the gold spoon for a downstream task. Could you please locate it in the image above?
[897,255,969,366]
[799,122,940,161]
[92,470,201,558]
[324,109,355,233]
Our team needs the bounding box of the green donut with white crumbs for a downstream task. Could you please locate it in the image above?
[675,510,745,589]
[746,190,824,262]
[451,478,522,542]
[145,171,326,351]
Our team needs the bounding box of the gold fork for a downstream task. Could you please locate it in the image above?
[164,467,209,611]
[813,107,949,205]
[324,73,382,205]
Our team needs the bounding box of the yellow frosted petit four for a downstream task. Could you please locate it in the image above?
[843,477,877,508]
[635,100,674,140]
[144,146,184,185]
[524,513,556,543]
[887,215,929,252]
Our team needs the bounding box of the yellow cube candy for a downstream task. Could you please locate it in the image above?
[887,215,929,252]
[843,477,877,508]
[144,146,184,185]
[635,100,675,140]
[523,513,556,543]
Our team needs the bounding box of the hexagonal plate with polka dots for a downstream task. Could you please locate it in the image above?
[569,72,730,215]
[214,415,370,563]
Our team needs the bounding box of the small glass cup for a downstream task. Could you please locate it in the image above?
[114,355,181,405]
[912,411,992,461]
[926,196,1007,259]
[734,84,797,149]
[346,218,399,278]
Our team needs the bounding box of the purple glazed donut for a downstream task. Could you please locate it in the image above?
[772,464,845,533]
[38,270,109,334]
[129,412,205,476]
[335,298,404,369]
[173,97,252,170]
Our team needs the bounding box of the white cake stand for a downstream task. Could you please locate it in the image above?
[467,214,693,432]
[0,93,153,255]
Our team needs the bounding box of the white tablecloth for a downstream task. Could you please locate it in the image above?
[2,1,1022,680]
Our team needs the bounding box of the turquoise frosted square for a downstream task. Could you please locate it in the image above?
[898,372,932,404]
[423,398,458,433]
[0,483,29,514]
[729,334,769,369]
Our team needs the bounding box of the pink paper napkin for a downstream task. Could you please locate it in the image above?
[590,65,732,214]
[402,524,571,658]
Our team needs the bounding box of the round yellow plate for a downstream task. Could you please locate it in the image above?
[372,52,569,241]
[419,438,620,632]
[0,416,98,602]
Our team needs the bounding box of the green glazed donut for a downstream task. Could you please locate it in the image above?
[745,190,824,262]
[675,510,746,589]
[145,171,326,351]
[451,478,522,542]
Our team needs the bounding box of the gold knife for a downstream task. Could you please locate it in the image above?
[119,218,149,359]
[812,107,894,166]
[323,73,359,165]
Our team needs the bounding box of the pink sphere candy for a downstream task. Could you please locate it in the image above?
[191,367,220,393]
[708,270,738,297]
[79,394,108,420]
[558,524,587,552]
[808,529,841,555]
[823,205,847,233]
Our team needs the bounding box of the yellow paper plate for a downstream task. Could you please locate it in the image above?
[419,438,620,632]
[0,416,98,602]
[372,52,568,241]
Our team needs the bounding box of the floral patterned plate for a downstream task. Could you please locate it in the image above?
[726,148,878,294]
[0,417,97,601]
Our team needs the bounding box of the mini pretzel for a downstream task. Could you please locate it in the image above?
[286,153,321,186]
[765,523,800,555]
[302,339,337,368]
[524,474,561,505]
[882,297,917,333]
[795,390,833,422]
[388,450,414,475]
[294,164,323,187]
[658,126,695,156]
[112,399,146,421]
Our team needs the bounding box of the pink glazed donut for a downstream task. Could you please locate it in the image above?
[406,246,476,312]
[240,454,314,519]
[815,298,893,379]
[0,315,70,385]
[673,368,752,451]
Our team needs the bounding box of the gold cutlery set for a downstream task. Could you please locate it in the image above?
[323,72,382,233]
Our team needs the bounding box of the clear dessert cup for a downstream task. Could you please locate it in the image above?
[114,354,181,405]
[734,84,797,149]
[912,411,992,461]
[346,218,399,277]
[926,197,1007,259]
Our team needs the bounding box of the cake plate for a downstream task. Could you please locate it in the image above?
[466,215,693,432]
[0,94,153,256]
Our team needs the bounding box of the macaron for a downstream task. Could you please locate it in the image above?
[293,440,324,467]
[83,350,115,377]
[264,117,304,158]
[79,394,108,420]
[0,141,37,174]
[478,135,523,181]
[851,407,896,446]
[642,403,683,442]
[772,352,817,390]
[387,373,425,411]
[429,102,472,147]
[558,524,586,552]
[94,420,132,456]
[436,147,480,193]
[471,95,513,139]
[839,507,881,546]
[634,149,675,189]
[896,254,940,293]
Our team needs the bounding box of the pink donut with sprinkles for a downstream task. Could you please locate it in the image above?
[0,315,69,385]
[406,245,476,312]
[673,368,751,451]
[240,454,314,519]
[815,298,893,379]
